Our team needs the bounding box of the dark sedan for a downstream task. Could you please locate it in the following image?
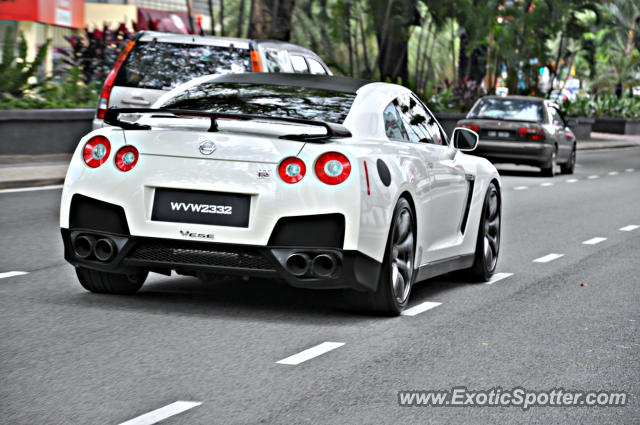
[457,96,576,176]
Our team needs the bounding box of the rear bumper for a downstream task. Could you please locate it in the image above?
[473,140,553,167]
[61,228,381,291]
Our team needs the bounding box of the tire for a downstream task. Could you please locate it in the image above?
[540,146,557,177]
[462,182,501,282]
[76,267,147,295]
[356,198,416,316]
[560,148,576,174]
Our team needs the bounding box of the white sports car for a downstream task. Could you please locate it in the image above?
[60,73,501,315]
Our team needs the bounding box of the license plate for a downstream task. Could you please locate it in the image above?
[498,131,510,138]
[152,188,250,227]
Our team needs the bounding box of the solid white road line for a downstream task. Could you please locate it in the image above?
[514,186,528,190]
[566,179,578,183]
[582,237,607,245]
[118,401,202,425]
[276,342,345,365]
[401,301,442,316]
[0,184,63,194]
[625,168,635,172]
[587,175,599,179]
[533,253,564,263]
[619,225,639,232]
[608,171,619,176]
[484,272,514,285]
[0,271,28,279]
[540,182,554,187]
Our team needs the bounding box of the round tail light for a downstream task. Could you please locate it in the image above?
[279,157,306,183]
[115,146,139,171]
[83,136,111,168]
[315,152,351,185]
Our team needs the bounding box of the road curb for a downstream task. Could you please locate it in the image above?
[0,178,64,190]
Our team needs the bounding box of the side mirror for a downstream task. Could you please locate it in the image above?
[451,127,479,151]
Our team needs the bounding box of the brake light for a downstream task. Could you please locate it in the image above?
[315,152,351,185]
[460,123,480,132]
[115,146,139,172]
[518,126,546,140]
[279,157,306,183]
[83,136,111,168]
[250,49,263,72]
[97,40,136,119]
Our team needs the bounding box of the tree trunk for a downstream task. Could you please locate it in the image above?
[450,18,456,84]
[219,0,225,36]
[358,14,371,77]
[346,2,354,76]
[248,0,296,41]
[208,0,216,35]
[237,0,246,37]
[185,0,195,33]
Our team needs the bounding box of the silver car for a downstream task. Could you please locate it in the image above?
[94,31,332,129]
[457,96,577,176]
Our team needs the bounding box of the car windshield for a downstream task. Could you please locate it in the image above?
[468,98,544,122]
[158,82,357,123]
[114,41,251,90]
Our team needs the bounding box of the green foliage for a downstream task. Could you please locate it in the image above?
[562,93,640,119]
[561,96,595,117]
[0,66,100,110]
[0,27,51,97]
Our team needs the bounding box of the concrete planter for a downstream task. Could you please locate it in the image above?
[434,112,467,138]
[568,117,595,140]
[0,108,94,155]
[592,117,640,135]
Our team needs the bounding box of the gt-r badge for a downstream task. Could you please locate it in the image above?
[257,169,271,179]
[199,140,216,155]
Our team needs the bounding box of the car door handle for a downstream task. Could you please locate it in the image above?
[121,98,151,106]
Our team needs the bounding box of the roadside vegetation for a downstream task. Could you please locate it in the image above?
[0,0,638,114]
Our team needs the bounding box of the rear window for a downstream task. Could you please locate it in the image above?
[159,82,356,123]
[469,98,544,122]
[114,41,251,90]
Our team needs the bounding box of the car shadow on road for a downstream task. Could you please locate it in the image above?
[496,168,545,178]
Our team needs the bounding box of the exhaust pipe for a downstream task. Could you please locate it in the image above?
[93,238,117,262]
[285,253,311,276]
[73,235,95,259]
[311,253,338,277]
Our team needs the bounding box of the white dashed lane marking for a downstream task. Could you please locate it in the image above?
[587,175,599,179]
[540,182,554,187]
[619,225,639,232]
[484,272,514,285]
[401,301,442,316]
[276,342,345,365]
[566,179,578,183]
[582,237,607,245]
[533,253,564,263]
[514,186,528,190]
[0,185,63,195]
[626,168,635,172]
[0,271,28,279]
[118,401,202,425]
[608,171,619,176]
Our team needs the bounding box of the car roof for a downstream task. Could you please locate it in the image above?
[481,95,545,102]
[196,73,373,94]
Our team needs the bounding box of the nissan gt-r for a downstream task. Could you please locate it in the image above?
[60,73,502,315]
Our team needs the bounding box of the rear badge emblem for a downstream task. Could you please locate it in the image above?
[199,140,216,155]
[258,169,271,179]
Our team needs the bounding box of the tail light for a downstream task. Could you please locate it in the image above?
[115,146,139,172]
[97,40,136,119]
[250,49,263,72]
[460,123,480,132]
[518,126,546,140]
[315,152,351,185]
[279,157,306,183]
[83,136,111,168]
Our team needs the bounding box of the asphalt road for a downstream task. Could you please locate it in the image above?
[1,147,639,424]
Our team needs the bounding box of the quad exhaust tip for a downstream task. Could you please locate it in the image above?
[311,253,337,277]
[285,253,311,276]
[73,235,95,259]
[94,238,117,262]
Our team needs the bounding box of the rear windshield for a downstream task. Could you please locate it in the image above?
[159,82,356,123]
[114,41,251,90]
[468,98,544,122]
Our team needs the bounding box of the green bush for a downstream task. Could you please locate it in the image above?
[562,93,640,119]
[0,27,51,98]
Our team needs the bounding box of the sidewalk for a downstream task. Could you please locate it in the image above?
[0,133,638,190]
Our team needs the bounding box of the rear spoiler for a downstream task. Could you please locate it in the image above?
[103,107,352,142]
